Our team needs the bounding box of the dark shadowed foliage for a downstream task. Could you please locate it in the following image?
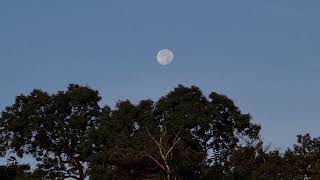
[0,84,101,180]
[89,85,260,179]
[0,84,320,180]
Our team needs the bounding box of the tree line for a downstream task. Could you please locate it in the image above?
[0,84,319,180]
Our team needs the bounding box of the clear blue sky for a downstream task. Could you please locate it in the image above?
[1,0,320,150]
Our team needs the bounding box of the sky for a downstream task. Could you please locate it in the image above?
[1,0,320,152]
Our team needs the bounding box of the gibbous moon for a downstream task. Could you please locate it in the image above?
[157,49,174,65]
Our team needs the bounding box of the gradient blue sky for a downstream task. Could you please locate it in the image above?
[1,0,320,150]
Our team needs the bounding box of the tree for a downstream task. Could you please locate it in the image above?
[0,84,101,180]
[0,84,263,179]
[147,85,260,179]
[88,100,156,180]
[283,134,320,179]
[228,134,320,180]
[89,85,261,179]
[0,157,32,180]
[228,142,287,180]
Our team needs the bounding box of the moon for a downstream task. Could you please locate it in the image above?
[157,49,174,65]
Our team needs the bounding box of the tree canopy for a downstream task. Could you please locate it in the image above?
[1,84,101,179]
[0,84,319,180]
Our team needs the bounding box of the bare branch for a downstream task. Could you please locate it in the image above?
[146,127,160,147]
[165,128,183,158]
[146,154,166,171]
[146,127,166,163]
[158,139,166,161]
[198,154,208,166]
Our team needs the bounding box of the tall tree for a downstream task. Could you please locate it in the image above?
[228,143,287,179]
[0,84,101,180]
[89,85,261,180]
[228,134,320,180]
[283,134,320,179]
[0,84,263,179]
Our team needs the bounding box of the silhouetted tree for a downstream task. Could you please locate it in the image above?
[0,156,32,180]
[228,142,287,179]
[283,134,320,179]
[227,134,320,180]
[4,84,320,180]
[0,84,101,180]
[89,85,260,179]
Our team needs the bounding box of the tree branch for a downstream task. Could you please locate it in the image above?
[146,127,160,147]
[165,128,182,159]
[146,154,166,171]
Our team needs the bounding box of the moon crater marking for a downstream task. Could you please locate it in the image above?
[157,49,174,65]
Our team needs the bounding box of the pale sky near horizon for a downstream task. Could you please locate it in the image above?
[1,0,320,155]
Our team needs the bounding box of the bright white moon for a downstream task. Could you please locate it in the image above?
[157,49,174,65]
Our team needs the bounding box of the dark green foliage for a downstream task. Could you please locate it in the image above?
[0,157,30,180]
[228,134,320,180]
[282,134,320,179]
[1,84,101,180]
[88,85,260,179]
[228,143,287,179]
[0,84,320,179]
